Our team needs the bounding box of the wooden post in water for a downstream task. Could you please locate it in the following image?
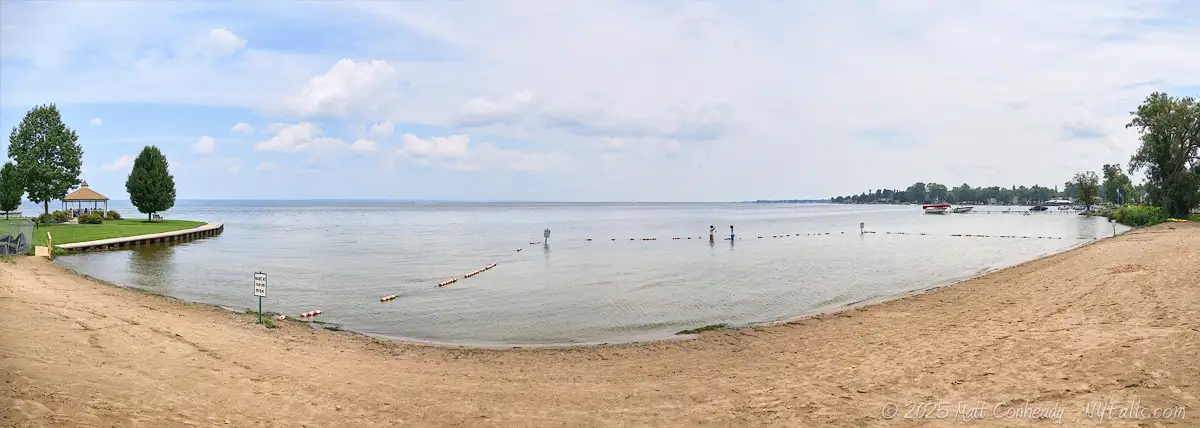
[47,232,53,261]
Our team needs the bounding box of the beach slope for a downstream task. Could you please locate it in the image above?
[2,224,1198,427]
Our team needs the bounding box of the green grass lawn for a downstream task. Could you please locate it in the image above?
[3,219,207,247]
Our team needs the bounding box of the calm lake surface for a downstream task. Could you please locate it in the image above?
[53,201,1128,346]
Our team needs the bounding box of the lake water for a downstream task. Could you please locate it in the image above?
[52,201,1128,346]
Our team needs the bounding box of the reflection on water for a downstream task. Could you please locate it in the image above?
[56,202,1131,346]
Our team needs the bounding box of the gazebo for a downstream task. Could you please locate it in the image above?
[62,181,109,214]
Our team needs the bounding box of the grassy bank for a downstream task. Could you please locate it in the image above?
[21,219,206,247]
[1111,205,1199,227]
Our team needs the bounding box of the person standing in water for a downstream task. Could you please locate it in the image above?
[730,225,735,241]
[709,225,715,242]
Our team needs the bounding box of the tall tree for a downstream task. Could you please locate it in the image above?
[1101,164,1134,205]
[1126,92,1200,218]
[951,183,974,203]
[1062,181,1077,199]
[907,182,927,203]
[7,104,84,215]
[0,162,23,218]
[927,183,949,202]
[1071,171,1101,210]
[125,146,177,221]
[1131,182,1147,204]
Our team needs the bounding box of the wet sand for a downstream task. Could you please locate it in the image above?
[2,223,1198,427]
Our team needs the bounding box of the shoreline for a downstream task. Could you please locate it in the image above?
[3,223,1197,426]
[45,228,1118,349]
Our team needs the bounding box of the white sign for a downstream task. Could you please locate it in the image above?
[253,272,267,297]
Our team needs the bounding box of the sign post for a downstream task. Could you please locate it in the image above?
[860,222,865,234]
[253,272,267,324]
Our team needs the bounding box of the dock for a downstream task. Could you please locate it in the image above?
[57,222,225,253]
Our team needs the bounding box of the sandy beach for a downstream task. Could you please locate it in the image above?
[2,223,1198,427]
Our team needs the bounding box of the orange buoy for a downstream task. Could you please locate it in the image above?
[381,295,397,302]
[299,310,322,318]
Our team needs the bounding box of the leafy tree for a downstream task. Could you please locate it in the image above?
[907,182,927,203]
[960,183,977,203]
[1062,181,1077,199]
[927,183,948,202]
[0,162,23,218]
[1130,182,1148,204]
[7,104,83,215]
[1101,164,1134,205]
[1071,171,1101,210]
[1126,92,1200,218]
[125,146,177,221]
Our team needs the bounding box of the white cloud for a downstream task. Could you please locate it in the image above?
[467,142,567,172]
[256,161,277,171]
[453,91,533,127]
[101,154,134,172]
[90,117,102,126]
[202,27,246,58]
[230,122,255,134]
[398,133,470,158]
[395,133,565,172]
[192,136,215,154]
[281,59,401,119]
[226,157,242,173]
[350,139,379,153]
[369,120,394,138]
[604,138,628,151]
[263,123,289,134]
[254,121,345,152]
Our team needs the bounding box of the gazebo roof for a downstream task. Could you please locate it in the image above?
[64,181,109,201]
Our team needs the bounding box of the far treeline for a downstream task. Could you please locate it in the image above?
[1,104,177,222]
[832,92,1200,225]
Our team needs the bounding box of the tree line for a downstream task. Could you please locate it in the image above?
[833,183,1063,205]
[832,171,1133,208]
[833,92,1198,218]
[1,104,177,221]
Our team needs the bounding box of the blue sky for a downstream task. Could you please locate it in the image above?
[2,1,1198,201]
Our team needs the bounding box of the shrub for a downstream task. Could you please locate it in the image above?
[78,212,104,224]
[105,210,121,220]
[36,213,55,224]
[51,210,69,222]
[1113,205,1167,227]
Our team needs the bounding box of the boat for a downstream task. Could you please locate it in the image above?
[1057,205,1071,210]
[922,203,951,214]
[952,206,973,213]
[1029,205,1049,212]
[1043,199,1073,206]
